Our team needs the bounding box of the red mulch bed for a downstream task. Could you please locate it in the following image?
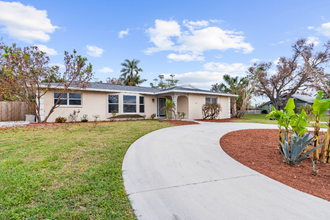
[220,129,330,202]
[196,118,251,123]
[161,120,199,126]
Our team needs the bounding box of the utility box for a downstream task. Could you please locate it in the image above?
[25,114,36,123]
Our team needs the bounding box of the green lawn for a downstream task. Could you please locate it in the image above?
[238,113,330,128]
[0,121,173,219]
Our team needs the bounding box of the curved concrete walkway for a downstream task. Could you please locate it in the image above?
[123,123,330,220]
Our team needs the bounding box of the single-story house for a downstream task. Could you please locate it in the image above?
[39,83,237,122]
[260,94,315,113]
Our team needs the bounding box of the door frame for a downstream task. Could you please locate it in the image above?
[157,97,166,117]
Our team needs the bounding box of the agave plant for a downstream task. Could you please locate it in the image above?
[279,131,324,165]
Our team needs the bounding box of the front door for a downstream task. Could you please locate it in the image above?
[158,98,166,117]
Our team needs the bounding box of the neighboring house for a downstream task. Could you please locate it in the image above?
[40,83,236,122]
[260,94,315,113]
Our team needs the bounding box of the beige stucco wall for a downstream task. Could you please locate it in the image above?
[44,90,157,122]
[188,94,229,120]
[177,96,189,118]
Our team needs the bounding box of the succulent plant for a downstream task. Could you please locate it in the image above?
[279,130,324,165]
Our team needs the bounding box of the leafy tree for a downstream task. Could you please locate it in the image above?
[250,38,330,110]
[119,59,146,86]
[211,74,248,117]
[150,74,179,89]
[0,43,93,122]
[161,99,176,119]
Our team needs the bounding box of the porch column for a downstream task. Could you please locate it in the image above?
[171,93,179,119]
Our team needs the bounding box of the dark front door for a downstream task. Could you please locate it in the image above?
[158,98,166,117]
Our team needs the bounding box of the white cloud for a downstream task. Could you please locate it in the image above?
[307,26,314,30]
[35,45,57,56]
[274,58,280,65]
[203,62,248,73]
[97,67,114,73]
[119,28,129,38]
[0,1,58,43]
[317,22,330,37]
[86,45,104,57]
[49,63,65,69]
[215,54,222,59]
[145,19,181,54]
[250,58,260,63]
[183,19,209,31]
[306,36,320,46]
[167,53,204,61]
[145,19,254,58]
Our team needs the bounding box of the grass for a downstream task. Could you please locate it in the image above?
[0,121,173,219]
[238,113,330,128]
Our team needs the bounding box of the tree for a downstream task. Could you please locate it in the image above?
[211,74,247,117]
[119,59,146,86]
[0,43,93,123]
[106,77,122,85]
[250,39,330,110]
[161,99,176,119]
[150,74,179,88]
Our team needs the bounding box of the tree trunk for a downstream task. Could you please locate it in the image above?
[314,115,320,161]
[320,118,330,163]
[231,97,237,117]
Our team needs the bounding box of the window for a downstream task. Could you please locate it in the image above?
[139,96,145,113]
[54,93,81,106]
[123,95,136,113]
[206,97,217,104]
[108,95,119,113]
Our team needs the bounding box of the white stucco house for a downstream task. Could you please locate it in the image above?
[39,83,236,122]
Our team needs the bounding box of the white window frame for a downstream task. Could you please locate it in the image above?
[206,97,217,104]
[123,95,137,113]
[108,95,119,113]
[139,96,145,113]
[54,92,82,107]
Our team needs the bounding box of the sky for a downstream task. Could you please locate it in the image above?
[0,0,330,105]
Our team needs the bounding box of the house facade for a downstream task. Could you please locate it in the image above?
[40,83,236,122]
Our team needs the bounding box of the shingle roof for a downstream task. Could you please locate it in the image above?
[45,83,235,96]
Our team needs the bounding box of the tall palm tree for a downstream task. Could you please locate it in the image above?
[119,59,146,86]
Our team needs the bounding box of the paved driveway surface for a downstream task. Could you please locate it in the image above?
[123,122,330,220]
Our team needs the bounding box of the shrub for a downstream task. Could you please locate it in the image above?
[81,114,88,123]
[55,116,67,123]
[151,113,156,119]
[110,110,118,121]
[177,112,186,119]
[202,103,221,120]
[68,109,80,122]
[261,109,268,114]
[142,114,146,120]
[92,115,100,128]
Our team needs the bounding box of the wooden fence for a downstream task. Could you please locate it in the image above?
[0,102,34,121]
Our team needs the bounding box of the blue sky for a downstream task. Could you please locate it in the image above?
[1,0,330,105]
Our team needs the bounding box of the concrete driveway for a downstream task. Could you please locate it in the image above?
[122,122,330,220]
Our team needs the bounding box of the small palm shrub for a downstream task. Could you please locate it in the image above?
[151,113,156,119]
[55,116,67,123]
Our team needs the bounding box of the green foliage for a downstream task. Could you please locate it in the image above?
[177,112,186,119]
[151,113,156,119]
[119,59,146,86]
[279,131,323,165]
[150,74,179,89]
[313,91,330,117]
[290,109,308,136]
[55,116,67,123]
[110,110,118,121]
[161,99,176,120]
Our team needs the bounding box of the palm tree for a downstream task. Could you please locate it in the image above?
[211,74,247,117]
[119,59,146,86]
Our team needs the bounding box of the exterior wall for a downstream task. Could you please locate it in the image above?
[177,96,189,118]
[188,94,229,119]
[44,90,157,122]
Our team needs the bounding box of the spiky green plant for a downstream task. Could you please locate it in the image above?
[279,131,323,165]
